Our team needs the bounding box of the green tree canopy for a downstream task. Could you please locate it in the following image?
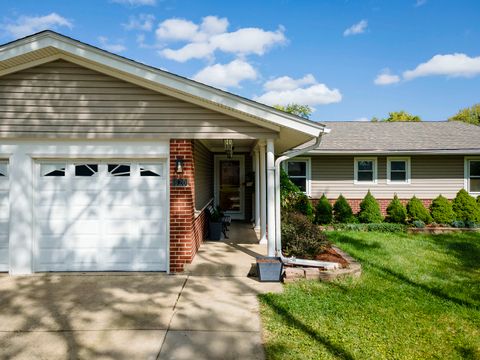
[274,104,312,119]
[372,111,422,122]
[448,103,480,126]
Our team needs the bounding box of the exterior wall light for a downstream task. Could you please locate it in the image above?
[175,158,184,173]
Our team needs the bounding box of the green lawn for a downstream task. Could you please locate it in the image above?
[259,231,480,360]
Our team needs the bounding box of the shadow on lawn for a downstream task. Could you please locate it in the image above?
[333,233,480,310]
[261,295,355,360]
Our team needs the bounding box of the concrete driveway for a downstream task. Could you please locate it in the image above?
[0,225,282,360]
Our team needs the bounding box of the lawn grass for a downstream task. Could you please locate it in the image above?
[259,231,480,359]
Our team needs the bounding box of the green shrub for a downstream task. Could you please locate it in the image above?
[282,212,329,259]
[280,167,302,211]
[452,189,480,222]
[406,196,432,224]
[477,195,480,206]
[332,223,406,233]
[358,191,383,223]
[412,220,426,228]
[314,194,333,225]
[386,194,407,224]
[451,220,465,228]
[333,195,354,223]
[429,195,455,224]
[294,193,314,221]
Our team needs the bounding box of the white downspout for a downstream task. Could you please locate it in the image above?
[274,129,339,270]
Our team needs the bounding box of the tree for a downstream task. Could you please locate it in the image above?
[448,104,480,126]
[358,191,383,223]
[274,104,312,119]
[372,111,422,122]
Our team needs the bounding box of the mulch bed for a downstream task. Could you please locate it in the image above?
[315,246,349,268]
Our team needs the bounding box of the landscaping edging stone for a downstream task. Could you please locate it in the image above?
[283,246,361,283]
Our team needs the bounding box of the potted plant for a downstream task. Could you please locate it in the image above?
[256,256,283,282]
[208,206,224,240]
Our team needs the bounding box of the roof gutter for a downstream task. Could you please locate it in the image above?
[274,128,339,270]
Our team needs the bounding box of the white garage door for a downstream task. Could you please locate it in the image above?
[34,161,167,272]
[0,162,8,272]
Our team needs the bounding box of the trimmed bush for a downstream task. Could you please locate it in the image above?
[406,196,432,224]
[358,191,383,223]
[412,220,426,228]
[332,223,406,233]
[386,194,407,224]
[452,189,480,222]
[314,194,333,225]
[451,220,465,228]
[282,212,329,259]
[429,195,455,225]
[333,195,354,223]
[294,193,314,221]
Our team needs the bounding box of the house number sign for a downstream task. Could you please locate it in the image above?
[172,178,188,187]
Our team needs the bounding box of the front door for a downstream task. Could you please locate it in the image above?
[214,155,244,220]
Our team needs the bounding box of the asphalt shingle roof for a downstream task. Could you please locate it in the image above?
[309,121,480,154]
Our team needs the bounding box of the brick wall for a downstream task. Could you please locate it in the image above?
[312,198,434,216]
[170,140,195,272]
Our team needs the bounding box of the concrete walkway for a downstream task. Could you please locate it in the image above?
[161,222,283,359]
[0,222,282,359]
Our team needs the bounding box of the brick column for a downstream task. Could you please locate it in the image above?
[169,139,195,272]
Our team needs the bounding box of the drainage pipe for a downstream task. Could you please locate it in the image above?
[274,128,339,270]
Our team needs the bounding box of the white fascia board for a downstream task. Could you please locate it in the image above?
[307,149,480,155]
[0,32,325,137]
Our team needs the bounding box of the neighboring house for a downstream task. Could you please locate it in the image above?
[0,31,326,274]
[284,121,480,212]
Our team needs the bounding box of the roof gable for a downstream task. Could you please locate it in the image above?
[0,31,326,151]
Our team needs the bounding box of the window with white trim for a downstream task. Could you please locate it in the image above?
[41,163,66,177]
[466,158,480,194]
[354,157,377,184]
[387,157,411,184]
[284,158,311,195]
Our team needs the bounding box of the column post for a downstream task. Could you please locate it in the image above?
[259,141,267,244]
[254,148,260,230]
[266,139,276,257]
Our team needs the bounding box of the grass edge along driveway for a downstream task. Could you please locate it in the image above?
[260,231,480,360]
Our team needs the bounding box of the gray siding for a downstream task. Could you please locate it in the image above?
[194,141,213,210]
[310,155,464,199]
[0,60,276,139]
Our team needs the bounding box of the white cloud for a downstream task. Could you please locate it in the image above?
[403,53,480,80]
[352,117,370,122]
[161,42,214,62]
[156,16,286,62]
[209,27,286,56]
[123,14,155,31]
[343,19,368,36]
[111,0,156,6]
[156,18,199,41]
[374,69,400,85]
[414,0,427,7]
[192,60,257,89]
[264,74,316,91]
[2,13,72,38]
[254,75,342,108]
[98,36,127,53]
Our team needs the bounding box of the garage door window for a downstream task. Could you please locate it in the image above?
[41,163,66,177]
[108,164,131,177]
[75,164,98,177]
[0,162,7,177]
[140,164,163,177]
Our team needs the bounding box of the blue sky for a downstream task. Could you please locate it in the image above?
[1,0,479,122]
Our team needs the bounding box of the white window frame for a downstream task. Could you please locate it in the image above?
[354,157,378,185]
[283,157,311,196]
[464,156,480,195]
[387,157,411,184]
